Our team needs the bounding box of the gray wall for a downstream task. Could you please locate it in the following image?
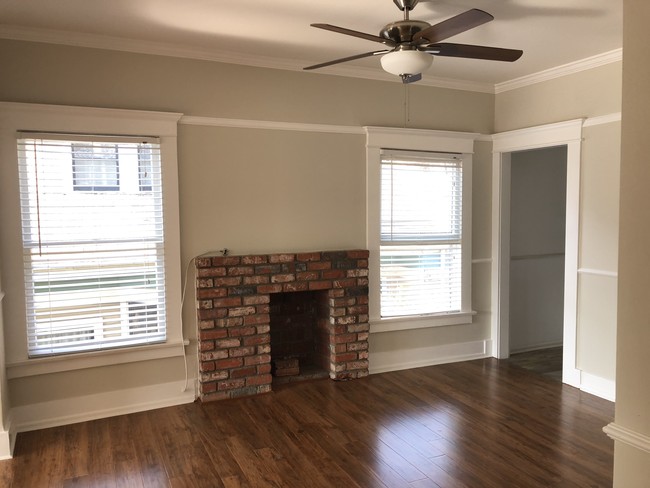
[509,146,567,352]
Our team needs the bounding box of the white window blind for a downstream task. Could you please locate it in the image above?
[380,150,463,317]
[17,133,167,357]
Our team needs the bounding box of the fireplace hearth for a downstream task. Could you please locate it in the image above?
[195,250,369,402]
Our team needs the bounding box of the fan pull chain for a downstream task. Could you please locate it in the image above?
[403,83,410,128]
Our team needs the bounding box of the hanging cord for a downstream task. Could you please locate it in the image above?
[179,255,195,392]
[403,83,411,128]
[179,248,230,392]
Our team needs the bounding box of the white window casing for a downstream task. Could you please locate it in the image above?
[0,103,183,378]
[366,127,477,333]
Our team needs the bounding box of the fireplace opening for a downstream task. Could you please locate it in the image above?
[270,290,330,384]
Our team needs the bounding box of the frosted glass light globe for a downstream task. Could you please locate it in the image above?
[380,50,433,76]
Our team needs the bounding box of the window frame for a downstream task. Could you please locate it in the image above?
[365,126,476,333]
[0,102,183,378]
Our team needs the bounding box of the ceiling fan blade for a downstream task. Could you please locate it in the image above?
[413,9,493,44]
[311,24,396,47]
[425,43,523,62]
[304,50,391,70]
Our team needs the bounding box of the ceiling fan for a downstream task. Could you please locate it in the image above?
[304,0,523,84]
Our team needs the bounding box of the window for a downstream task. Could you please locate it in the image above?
[72,142,120,191]
[366,127,475,332]
[380,150,463,317]
[18,134,167,357]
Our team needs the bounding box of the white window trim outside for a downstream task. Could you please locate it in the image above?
[365,126,478,333]
[0,102,184,378]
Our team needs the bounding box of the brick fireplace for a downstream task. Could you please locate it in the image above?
[195,250,369,402]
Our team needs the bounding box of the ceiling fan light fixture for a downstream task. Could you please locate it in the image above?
[380,49,432,76]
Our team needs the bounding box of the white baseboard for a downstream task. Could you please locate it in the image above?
[603,423,650,454]
[510,341,563,354]
[11,379,196,433]
[369,340,490,375]
[580,372,616,402]
[0,428,12,460]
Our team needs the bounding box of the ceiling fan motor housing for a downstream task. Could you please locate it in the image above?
[380,20,430,44]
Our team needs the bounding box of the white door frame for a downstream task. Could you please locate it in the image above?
[490,119,583,388]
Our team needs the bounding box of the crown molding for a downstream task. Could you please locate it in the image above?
[0,24,494,93]
[495,49,623,94]
[0,24,621,95]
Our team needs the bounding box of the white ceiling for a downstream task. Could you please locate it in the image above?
[0,0,622,91]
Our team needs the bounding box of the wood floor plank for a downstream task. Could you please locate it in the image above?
[0,358,614,487]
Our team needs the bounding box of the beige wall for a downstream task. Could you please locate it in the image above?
[495,61,622,386]
[0,38,495,427]
[613,0,650,484]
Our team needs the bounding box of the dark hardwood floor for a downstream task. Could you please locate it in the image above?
[0,357,614,487]
[507,347,563,381]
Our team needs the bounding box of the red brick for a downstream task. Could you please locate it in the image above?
[214,277,242,287]
[197,267,227,278]
[334,316,357,325]
[200,361,215,372]
[347,250,369,259]
[200,329,228,341]
[246,374,273,386]
[197,278,214,288]
[229,346,256,358]
[296,271,319,281]
[197,308,228,320]
[244,354,271,366]
[195,257,213,268]
[271,274,295,283]
[309,280,332,290]
[347,323,370,333]
[198,319,215,330]
[269,254,295,263]
[200,391,231,402]
[228,306,256,317]
[297,252,321,262]
[347,341,368,351]
[348,305,369,315]
[283,282,309,292]
[197,288,228,299]
[242,255,268,265]
[243,295,270,305]
[228,326,257,337]
[358,332,369,341]
[218,378,246,391]
[243,334,270,347]
[347,269,369,278]
[230,366,257,378]
[258,284,283,294]
[330,297,356,307]
[334,352,358,362]
[328,289,345,298]
[200,350,229,361]
[215,357,243,369]
[334,333,357,344]
[322,269,346,279]
[215,338,241,349]
[212,256,241,266]
[213,297,242,308]
[333,278,357,289]
[215,317,243,328]
[243,275,270,285]
[347,360,369,370]
[243,314,270,326]
[257,325,270,334]
[257,364,272,374]
[257,345,271,354]
[200,370,229,382]
[307,261,331,271]
[228,266,254,276]
[202,382,217,393]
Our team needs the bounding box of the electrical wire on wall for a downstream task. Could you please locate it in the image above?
[179,248,231,393]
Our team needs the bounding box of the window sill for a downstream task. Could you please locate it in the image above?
[370,311,476,334]
[6,340,188,379]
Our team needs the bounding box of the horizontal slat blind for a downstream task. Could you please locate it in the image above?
[380,150,463,317]
[17,136,167,357]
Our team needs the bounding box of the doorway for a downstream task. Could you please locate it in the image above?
[491,120,583,388]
